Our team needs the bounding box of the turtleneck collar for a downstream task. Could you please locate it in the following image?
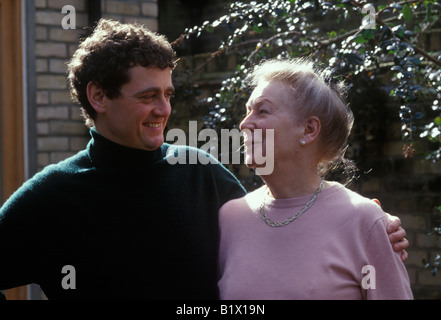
[87,127,165,168]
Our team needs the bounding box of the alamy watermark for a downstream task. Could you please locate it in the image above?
[57,3,374,175]
[60,3,376,32]
[361,4,376,30]
[361,265,376,290]
[60,264,376,292]
[61,5,76,30]
[61,265,76,290]
[165,121,275,175]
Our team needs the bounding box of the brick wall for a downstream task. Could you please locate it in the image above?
[34,0,89,169]
[359,121,441,298]
[359,141,441,298]
[342,76,441,299]
[102,0,158,30]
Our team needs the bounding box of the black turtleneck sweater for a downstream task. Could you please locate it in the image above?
[0,128,246,299]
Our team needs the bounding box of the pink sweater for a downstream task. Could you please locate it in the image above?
[218,181,413,299]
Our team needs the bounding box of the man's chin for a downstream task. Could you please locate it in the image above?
[142,138,164,151]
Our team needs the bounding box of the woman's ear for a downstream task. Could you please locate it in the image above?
[86,81,106,114]
[300,116,321,145]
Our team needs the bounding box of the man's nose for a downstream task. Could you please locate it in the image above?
[155,97,171,117]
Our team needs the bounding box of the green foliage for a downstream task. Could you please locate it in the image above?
[175,0,440,152]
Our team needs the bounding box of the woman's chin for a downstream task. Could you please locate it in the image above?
[244,158,262,170]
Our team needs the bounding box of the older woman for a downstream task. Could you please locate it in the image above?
[218,58,413,299]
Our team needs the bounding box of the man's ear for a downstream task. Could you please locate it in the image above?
[301,116,321,145]
[86,81,106,114]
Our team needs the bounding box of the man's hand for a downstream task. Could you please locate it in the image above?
[373,199,409,263]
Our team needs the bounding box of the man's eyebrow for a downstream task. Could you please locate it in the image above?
[134,86,175,96]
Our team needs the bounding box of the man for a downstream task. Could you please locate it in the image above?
[0,19,407,299]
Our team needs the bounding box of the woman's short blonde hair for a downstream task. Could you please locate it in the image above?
[248,58,355,176]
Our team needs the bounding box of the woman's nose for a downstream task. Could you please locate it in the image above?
[239,113,254,131]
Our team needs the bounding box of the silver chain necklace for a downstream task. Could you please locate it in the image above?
[259,178,325,227]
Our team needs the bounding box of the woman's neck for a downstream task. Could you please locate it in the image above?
[261,160,322,199]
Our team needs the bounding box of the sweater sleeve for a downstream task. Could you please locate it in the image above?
[205,154,247,206]
[362,216,413,300]
[0,180,43,290]
[168,145,247,205]
[0,166,63,291]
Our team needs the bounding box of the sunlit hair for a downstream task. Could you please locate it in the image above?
[67,19,176,128]
[247,58,355,178]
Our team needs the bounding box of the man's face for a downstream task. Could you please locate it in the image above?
[97,65,174,151]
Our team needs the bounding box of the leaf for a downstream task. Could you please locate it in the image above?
[345,53,363,65]
[354,34,367,43]
[414,112,424,120]
[405,56,421,65]
[426,4,432,22]
[392,25,405,37]
[390,3,402,10]
[399,41,414,52]
[404,30,414,38]
[362,29,374,40]
[253,25,263,33]
[402,4,413,23]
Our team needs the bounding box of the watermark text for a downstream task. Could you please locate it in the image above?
[166,121,275,175]
[61,5,76,30]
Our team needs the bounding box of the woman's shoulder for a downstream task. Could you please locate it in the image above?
[220,185,266,214]
[323,181,387,223]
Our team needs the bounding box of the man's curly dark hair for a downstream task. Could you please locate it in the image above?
[67,19,176,127]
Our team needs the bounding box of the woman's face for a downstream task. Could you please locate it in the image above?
[240,80,305,172]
